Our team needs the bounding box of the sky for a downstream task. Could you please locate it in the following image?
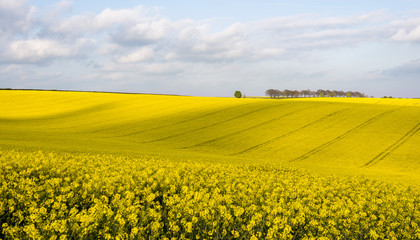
[1,0,420,97]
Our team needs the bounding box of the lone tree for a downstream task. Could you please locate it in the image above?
[234,91,242,98]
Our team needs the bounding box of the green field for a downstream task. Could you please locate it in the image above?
[1,90,419,239]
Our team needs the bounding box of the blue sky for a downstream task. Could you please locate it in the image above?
[1,0,420,97]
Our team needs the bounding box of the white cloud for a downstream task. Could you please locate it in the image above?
[2,38,95,63]
[0,0,35,35]
[94,6,148,29]
[55,1,73,12]
[390,17,420,43]
[392,26,420,42]
[42,6,151,39]
[98,43,121,55]
[256,11,388,31]
[165,22,255,62]
[111,18,170,45]
[0,64,23,74]
[0,0,26,8]
[256,48,285,58]
[117,46,155,63]
[141,62,187,75]
[104,72,126,80]
[5,1,396,65]
[254,13,394,52]
[46,13,95,38]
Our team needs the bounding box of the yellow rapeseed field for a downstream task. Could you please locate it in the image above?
[1,149,419,239]
[1,90,420,239]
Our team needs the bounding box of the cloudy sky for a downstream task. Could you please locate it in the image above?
[1,0,420,97]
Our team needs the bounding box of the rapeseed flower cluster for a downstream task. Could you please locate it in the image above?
[1,149,419,239]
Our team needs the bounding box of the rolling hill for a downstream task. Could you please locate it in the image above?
[1,90,419,182]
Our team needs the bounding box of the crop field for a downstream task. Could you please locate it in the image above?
[1,90,420,239]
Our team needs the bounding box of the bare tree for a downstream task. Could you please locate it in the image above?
[284,89,292,97]
[308,90,315,97]
[354,91,366,98]
[324,90,332,97]
[265,89,368,98]
[301,89,311,97]
[265,89,277,98]
[274,89,282,98]
[316,89,325,97]
[280,90,286,97]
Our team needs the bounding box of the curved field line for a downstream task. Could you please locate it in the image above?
[290,108,400,162]
[142,103,289,143]
[109,103,258,138]
[84,100,205,134]
[229,108,349,156]
[60,100,163,131]
[363,122,420,168]
[182,105,321,149]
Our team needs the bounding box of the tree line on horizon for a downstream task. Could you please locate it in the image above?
[265,89,368,98]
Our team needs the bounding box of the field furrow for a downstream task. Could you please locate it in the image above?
[141,103,286,143]
[230,108,350,155]
[290,108,400,162]
[111,103,253,138]
[363,122,420,167]
[183,105,324,149]
[83,99,205,134]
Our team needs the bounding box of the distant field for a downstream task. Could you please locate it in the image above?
[1,90,419,238]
